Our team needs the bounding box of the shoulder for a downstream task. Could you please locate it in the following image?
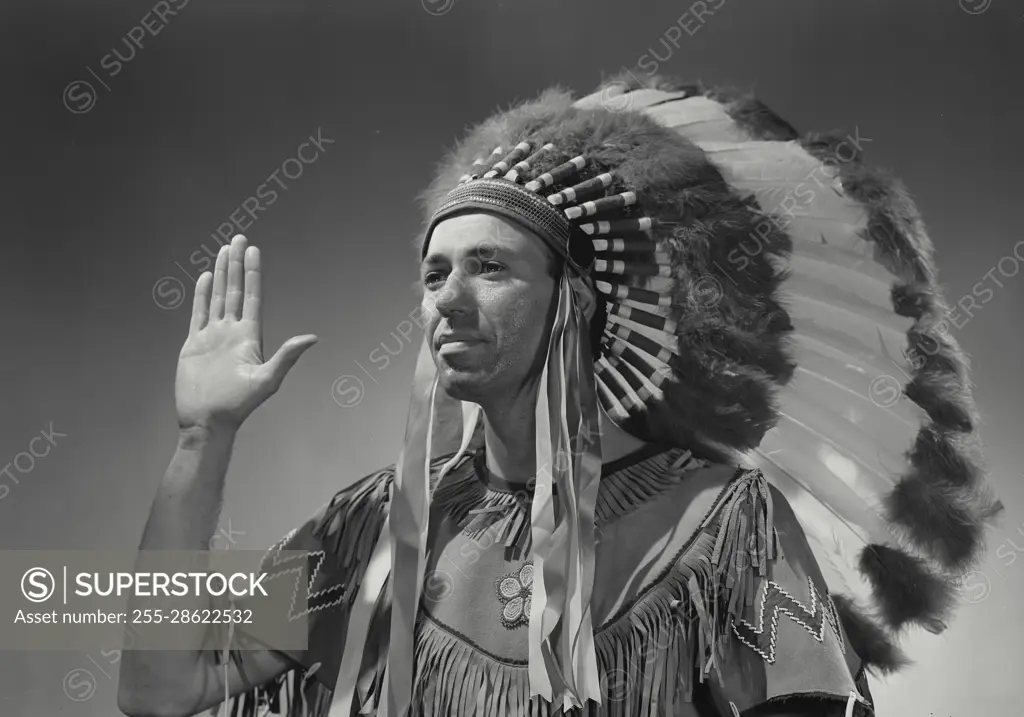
[265,463,396,566]
[316,464,395,533]
[590,460,748,625]
[593,463,871,711]
[308,449,469,543]
[603,463,871,713]
[704,471,873,714]
[596,449,742,528]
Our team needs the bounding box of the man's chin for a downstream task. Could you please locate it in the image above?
[436,365,491,401]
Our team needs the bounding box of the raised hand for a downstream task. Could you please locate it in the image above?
[175,235,318,433]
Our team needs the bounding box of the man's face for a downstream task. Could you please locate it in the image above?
[420,212,558,403]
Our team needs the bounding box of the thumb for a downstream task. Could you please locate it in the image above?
[261,334,318,389]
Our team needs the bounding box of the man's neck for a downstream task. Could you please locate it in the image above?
[480,402,649,483]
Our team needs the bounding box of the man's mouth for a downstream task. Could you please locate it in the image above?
[437,340,482,355]
[436,333,482,350]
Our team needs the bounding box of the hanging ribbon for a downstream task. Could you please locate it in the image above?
[528,274,603,710]
[383,335,442,717]
[382,331,481,717]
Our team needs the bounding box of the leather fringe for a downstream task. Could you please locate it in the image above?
[432,461,535,552]
[431,447,707,555]
[209,667,334,717]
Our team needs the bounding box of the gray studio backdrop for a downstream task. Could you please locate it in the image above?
[2,0,1022,715]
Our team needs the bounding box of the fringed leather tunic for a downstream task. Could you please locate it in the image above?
[215,444,873,717]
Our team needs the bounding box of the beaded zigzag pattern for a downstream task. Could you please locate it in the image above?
[731,576,846,664]
[257,529,348,621]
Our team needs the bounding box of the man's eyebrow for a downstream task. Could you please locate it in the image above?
[474,243,515,259]
[421,243,516,266]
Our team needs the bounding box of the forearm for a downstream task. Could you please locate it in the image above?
[118,426,237,716]
[140,425,234,550]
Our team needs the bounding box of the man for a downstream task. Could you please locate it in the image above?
[118,75,997,717]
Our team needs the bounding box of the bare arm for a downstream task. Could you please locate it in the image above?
[118,235,318,717]
[118,426,294,717]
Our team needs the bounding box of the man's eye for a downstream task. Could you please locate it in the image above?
[423,271,446,287]
[481,262,504,274]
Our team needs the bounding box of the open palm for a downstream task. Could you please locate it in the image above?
[176,235,317,432]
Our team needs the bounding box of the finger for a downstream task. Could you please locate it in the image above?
[241,245,262,336]
[189,272,213,335]
[260,335,319,390]
[224,235,248,320]
[209,244,230,320]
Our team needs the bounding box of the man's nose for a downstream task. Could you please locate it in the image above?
[432,266,474,316]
